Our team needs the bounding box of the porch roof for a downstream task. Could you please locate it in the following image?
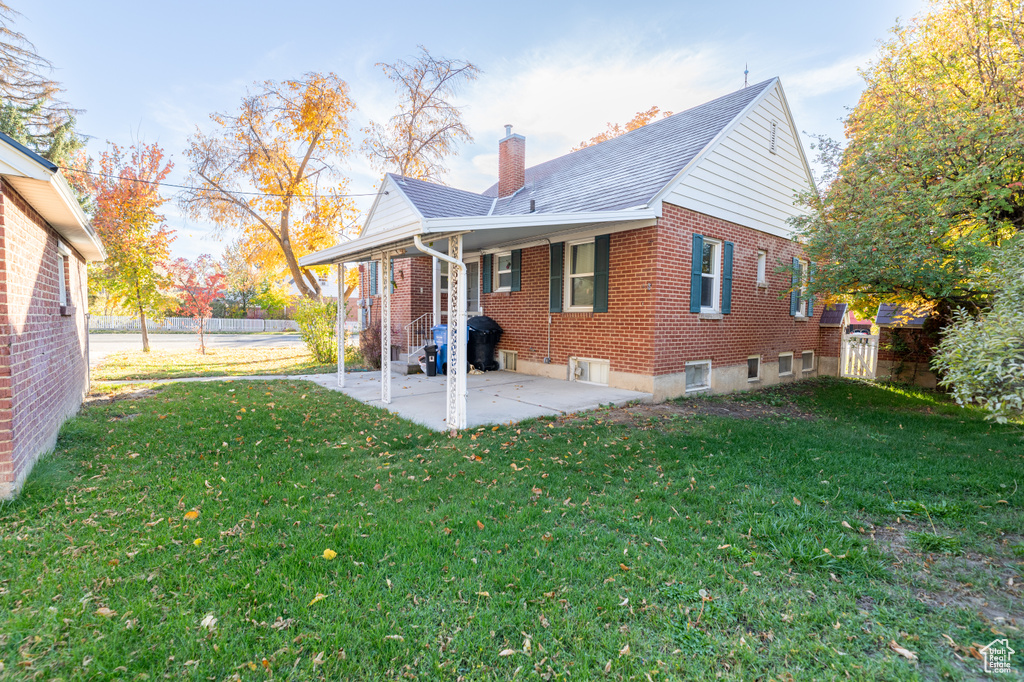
[298,208,658,266]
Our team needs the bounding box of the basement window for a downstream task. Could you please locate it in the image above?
[57,241,72,314]
[747,355,761,382]
[778,352,793,376]
[756,250,767,286]
[685,360,711,393]
[802,351,815,372]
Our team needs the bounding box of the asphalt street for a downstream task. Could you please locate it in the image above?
[89,333,304,365]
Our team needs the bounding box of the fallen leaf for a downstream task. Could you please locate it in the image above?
[539,614,550,628]
[619,563,631,571]
[193,538,202,546]
[889,640,918,661]
[541,532,554,542]
[793,497,801,506]
[477,520,485,530]
[200,614,217,632]
[308,593,326,607]
[604,660,612,673]
[385,635,405,642]
[498,648,517,656]
[322,549,337,561]
[476,591,491,598]
[619,597,629,606]
[184,510,200,521]
[717,544,731,550]
[312,651,325,666]
[619,643,630,657]
[95,607,117,618]
[841,521,853,530]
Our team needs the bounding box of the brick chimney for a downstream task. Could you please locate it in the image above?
[498,124,525,198]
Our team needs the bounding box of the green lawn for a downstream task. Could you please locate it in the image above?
[92,347,357,381]
[1,378,1021,680]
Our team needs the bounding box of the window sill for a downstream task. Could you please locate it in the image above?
[685,386,711,394]
[492,287,511,294]
[698,312,723,320]
[565,307,594,314]
[757,282,768,289]
[794,315,810,322]
[60,305,75,317]
[747,378,761,383]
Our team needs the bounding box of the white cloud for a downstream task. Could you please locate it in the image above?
[782,53,873,103]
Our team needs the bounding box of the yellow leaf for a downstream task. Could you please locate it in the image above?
[619,563,631,571]
[476,520,485,530]
[308,592,326,607]
[184,510,200,521]
[193,538,202,546]
[322,549,337,560]
[476,591,491,598]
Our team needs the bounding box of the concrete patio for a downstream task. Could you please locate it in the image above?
[304,370,653,431]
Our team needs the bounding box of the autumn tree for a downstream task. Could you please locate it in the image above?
[168,255,226,354]
[181,73,358,300]
[572,106,673,151]
[0,2,82,164]
[363,46,479,182]
[71,142,174,352]
[792,0,1024,319]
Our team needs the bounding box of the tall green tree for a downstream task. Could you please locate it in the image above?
[0,2,82,164]
[792,0,1024,318]
[74,142,175,352]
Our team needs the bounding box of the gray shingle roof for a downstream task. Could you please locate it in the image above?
[391,79,775,219]
[876,304,929,328]
[818,303,848,327]
[389,174,493,218]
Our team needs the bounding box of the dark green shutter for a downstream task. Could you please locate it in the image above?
[482,254,492,294]
[369,262,379,296]
[511,249,521,292]
[807,262,815,317]
[790,257,800,316]
[549,242,563,313]
[722,241,734,314]
[690,234,704,313]
[593,234,610,313]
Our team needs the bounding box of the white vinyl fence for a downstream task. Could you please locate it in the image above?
[840,333,879,380]
[90,315,298,333]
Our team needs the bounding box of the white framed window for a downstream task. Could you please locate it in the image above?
[747,355,761,382]
[466,260,480,313]
[56,240,71,307]
[700,238,721,312]
[565,239,596,311]
[685,360,711,393]
[802,350,815,372]
[756,250,767,286]
[778,352,794,376]
[493,252,513,292]
[439,260,449,293]
[796,259,810,317]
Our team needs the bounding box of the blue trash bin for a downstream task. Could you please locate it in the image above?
[431,324,448,375]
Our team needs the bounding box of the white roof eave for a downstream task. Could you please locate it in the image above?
[300,207,660,267]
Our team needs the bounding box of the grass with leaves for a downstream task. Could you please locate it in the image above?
[92,346,363,381]
[1,378,1021,680]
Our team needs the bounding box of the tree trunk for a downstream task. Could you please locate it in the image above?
[199,319,206,355]
[139,306,150,353]
[280,208,321,300]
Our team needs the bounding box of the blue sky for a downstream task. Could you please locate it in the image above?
[25,0,926,260]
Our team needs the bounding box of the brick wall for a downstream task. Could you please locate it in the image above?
[0,181,90,499]
[653,203,828,375]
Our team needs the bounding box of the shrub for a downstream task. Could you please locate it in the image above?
[933,243,1024,423]
[294,299,337,364]
[359,321,383,369]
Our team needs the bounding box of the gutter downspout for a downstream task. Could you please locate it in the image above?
[414,235,467,431]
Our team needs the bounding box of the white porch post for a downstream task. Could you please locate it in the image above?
[445,235,467,430]
[432,257,442,327]
[380,254,392,404]
[337,262,345,388]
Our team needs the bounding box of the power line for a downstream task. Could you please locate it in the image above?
[59,165,382,199]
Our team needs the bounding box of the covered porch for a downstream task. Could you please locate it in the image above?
[304,369,652,431]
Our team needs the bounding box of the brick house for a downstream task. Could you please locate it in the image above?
[0,132,105,499]
[302,78,831,428]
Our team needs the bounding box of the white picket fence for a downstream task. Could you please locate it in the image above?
[90,315,298,333]
[840,333,879,379]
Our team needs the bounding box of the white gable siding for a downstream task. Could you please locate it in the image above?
[662,83,813,239]
[360,177,421,237]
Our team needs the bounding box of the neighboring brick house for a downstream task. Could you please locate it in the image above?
[0,133,105,499]
[303,78,830,427]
